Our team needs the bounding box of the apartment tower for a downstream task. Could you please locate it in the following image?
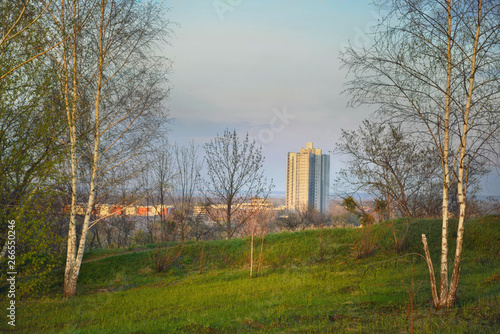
[286,142,330,214]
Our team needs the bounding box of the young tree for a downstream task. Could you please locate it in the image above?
[202,129,273,240]
[146,139,174,242]
[146,140,202,242]
[341,196,377,258]
[166,142,203,241]
[335,120,442,218]
[342,0,500,308]
[244,209,274,278]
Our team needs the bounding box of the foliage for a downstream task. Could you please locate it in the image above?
[0,202,65,300]
[0,1,66,299]
[341,196,379,259]
[341,196,373,227]
[0,1,65,246]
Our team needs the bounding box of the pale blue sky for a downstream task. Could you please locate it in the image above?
[162,0,500,196]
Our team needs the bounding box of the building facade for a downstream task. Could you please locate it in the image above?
[286,142,330,214]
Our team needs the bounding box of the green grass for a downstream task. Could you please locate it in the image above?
[4,216,500,333]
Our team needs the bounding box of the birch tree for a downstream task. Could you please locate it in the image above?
[342,0,500,308]
[49,0,172,297]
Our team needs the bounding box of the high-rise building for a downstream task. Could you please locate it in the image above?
[286,142,330,214]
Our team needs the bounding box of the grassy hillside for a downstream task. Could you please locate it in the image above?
[5,216,500,333]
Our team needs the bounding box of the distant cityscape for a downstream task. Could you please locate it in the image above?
[65,142,333,219]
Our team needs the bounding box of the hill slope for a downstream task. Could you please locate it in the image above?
[9,216,500,333]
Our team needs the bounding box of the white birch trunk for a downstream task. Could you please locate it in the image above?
[422,235,439,308]
[437,0,453,307]
[64,0,105,296]
[63,0,80,297]
[447,0,481,307]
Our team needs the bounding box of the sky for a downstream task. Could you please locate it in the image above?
[161,0,500,197]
